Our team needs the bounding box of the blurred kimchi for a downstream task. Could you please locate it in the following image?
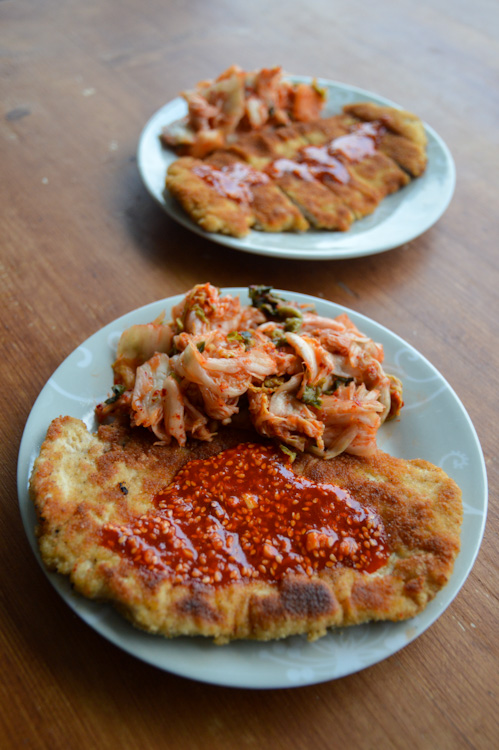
[161,65,327,158]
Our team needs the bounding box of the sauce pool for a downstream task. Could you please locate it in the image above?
[101,443,389,585]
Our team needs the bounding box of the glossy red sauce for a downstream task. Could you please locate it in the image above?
[101,443,389,585]
[331,121,384,162]
[192,162,269,203]
[301,146,351,183]
[265,158,317,182]
[192,121,385,199]
[264,121,385,186]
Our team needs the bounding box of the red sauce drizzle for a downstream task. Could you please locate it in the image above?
[331,121,384,162]
[301,145,352,181]
[265,120,386,185]
[192,162,269,203]
[191,121,386,200]
[101,444,389,585]
[265,158,317,182]
[268,148,351,184]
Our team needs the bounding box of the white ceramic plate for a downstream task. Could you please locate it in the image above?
[137,78,455,260]
[18,290,486,689]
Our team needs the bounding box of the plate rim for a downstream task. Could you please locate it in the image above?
[17,288,487,688]
[137,77,456,260]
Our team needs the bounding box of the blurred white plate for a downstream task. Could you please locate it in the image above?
[18,289,486,688]
[137,78,455,260]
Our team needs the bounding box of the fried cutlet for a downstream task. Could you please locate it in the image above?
[346,150,410,199]
[272,171,355,230]
[30,416,462,644]
[343,102,428,177]
[225,130,286,170]
[296,113,357,146]
[205,150,309,233]
[164,102,426,237]
[165,157,254,237]
[284,117,390,221]
[309,170,381,222]
[343,102,427,145]
[378,132,428,178]
[206,132,357,231]
[298,117,412,205]
[211,128,358,232]
[249,182,310,232]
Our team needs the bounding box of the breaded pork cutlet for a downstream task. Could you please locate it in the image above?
[30,416,462,644]
[165,157,253,237]
[205,150,309,233]
[249,182,310,232]
[164,103,428,237]
[346,150,410,199]
[226,130,293,170]
[343,102,428,177]
[212,127,364,231]
[271,170,355,230]
[264,144,409,228]
[220,128,358,231]
[281,116,388,221]
[344,102,427,146]
[295,113,357,146]
[304,164,381,222]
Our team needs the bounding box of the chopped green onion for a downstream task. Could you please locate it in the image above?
[227,330,253,349]
[279,444,297,462]
[193,304,207,322]
[302,385,322,408]
[104,384,126,405]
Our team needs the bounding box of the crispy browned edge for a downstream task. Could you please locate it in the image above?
[342,102,428,177]
[29,416,462,644]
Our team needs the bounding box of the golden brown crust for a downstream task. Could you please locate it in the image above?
[378,132,428,178]
[342,102,428,146]
[203,150,309,232]
[347,151,410,197]
[164,104,426,238]
[271,118,387,221]
[342,102,428,177]
[30,417,462,643]
[165,157,253,237]
[274,173,355,230]
[250,183,310,232]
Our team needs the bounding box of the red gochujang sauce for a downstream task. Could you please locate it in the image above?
[102,443,389,585]
[265,121,386,185]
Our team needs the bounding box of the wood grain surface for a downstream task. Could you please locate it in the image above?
[1,1,497,748]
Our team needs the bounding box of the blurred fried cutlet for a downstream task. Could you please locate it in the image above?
[205,150,309,232]
[164,103,427,237]
[225,130,289,169]
[346,151,410,198]
[165,157,253,237]
[296,113,357,146]
[271,170,355,230]
[343,102,428,176]
[310,168,381,221]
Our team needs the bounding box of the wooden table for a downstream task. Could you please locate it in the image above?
[1,1,497,747]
